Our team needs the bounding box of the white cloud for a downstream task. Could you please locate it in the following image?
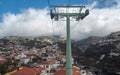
[0,8,53,37]
[0,0,120,40]
[72,7,120,40]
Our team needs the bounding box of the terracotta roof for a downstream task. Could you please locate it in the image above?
[53,67,81,75]
[11,66,44,75]
[40,58,57,65]
[0,60,6,64]
[37,66,45,71]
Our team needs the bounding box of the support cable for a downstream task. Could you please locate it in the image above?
[47,0,59,50]
[47,0,51,9]
[90,0,107,11]
[71,0,107,31]
[47,0,55,41]
[68,0,70,6]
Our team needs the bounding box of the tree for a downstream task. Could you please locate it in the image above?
[0,64,8,74]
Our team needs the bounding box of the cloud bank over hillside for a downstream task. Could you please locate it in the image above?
[0,0,120,40]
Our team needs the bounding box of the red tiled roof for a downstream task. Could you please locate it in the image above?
[11,67,43,75]
[0,60,6,64]
[37,66,45,71]
[53,67,81,75]
[40,59,57,65]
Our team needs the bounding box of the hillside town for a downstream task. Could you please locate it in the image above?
[1,31,120,75]
[0,0,120,75]
[0,36,97,75]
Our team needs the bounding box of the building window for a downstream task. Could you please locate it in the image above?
[46,70,49,73]
[46,65,49,68]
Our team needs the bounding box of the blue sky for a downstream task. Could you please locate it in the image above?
[0,0,96,16]
[0,0,108,22]
[0,0,116,21]
[0,0,88,13]
[0,0,119,39]
[0,0,89,22]
[0,0,88,21]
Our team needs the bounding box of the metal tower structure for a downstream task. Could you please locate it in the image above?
[50,5,89,75]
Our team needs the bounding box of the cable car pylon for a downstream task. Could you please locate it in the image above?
[50,5,89,75]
